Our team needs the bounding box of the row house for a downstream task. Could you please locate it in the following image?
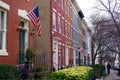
[71,0,90,66]
[0,0,34,65]
[51,0,74,70]
[35,0,74,71]
[0,0,91,71]
[81,19,91,65]
[72,0,92,66]
[34,0,91,70]
[70,0,82,66]
[84,19,92,65]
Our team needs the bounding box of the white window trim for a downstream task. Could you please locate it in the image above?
[0,1,10,10]
[58,13,61,33]
[53,9,57,31]
[18,9,30,21]
[53,8,57,12]
[0,5,9,56]
[0,50,8,56]
[62,17,65,35]
[0,1,10,56]
[61,0,63,9]
[24,21,29,52]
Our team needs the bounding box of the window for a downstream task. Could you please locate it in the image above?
[69,25,71,39]
[71,25,73,39]
[67,24,70,38]
[69,6,71,17]
[61,0,64,9]
[61,17,64,35]
[64,1,67,13]
[63,0,65,10]
[58,14,61,33]
[19,21,24,27]
[0,8,8,55]
[53,10,56,31]
[57,0,60,5]
[65,21,67,37]
[68,3,70,16]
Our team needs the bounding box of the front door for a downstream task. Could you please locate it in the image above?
[19,30,25,64]
[53,41,59,70]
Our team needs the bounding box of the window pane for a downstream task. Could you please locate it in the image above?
[61,18,64,35]
[58,16,61,33]
[1,11,5,30]
[19,21,24,27]
[53,12,56,30]
[0,31,3,49]
[0,8,7,51]
[57,0,60,4]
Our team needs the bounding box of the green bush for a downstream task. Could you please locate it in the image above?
[26,48,35,61]
[93,64,106,78]
[50,66,94,80]
[36,65,43,72]
[0,64,20,79]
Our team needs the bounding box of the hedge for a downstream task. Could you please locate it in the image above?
[93,64,106,78]
[0,64,20,79]
[50,66,94,80]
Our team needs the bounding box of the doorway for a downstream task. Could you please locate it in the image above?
[19,29,25,64]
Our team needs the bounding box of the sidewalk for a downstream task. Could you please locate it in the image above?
[96,69,120,80]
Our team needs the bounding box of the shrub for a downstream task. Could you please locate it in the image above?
[26,48,35,61]
[36,65,44,72]
[0,64,20,79]
[93,64,106,78]
[50,66,94,80]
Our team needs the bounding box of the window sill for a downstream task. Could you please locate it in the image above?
[0,50,8,56]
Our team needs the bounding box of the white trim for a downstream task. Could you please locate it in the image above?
[0,50,8,56]
[59,42,62,45]
[53,37,61,41]
[0,1,10,10]
[65,46,69,66]
[18,9,30,21]
[53,39,59,70]
[68,22,70,25]
[0,8,8,56]
[53,8,57,12]
[53,10,57,31]
[58,13,61,16]
[63,44,65,46]
[24,21,29,51]
[62,16,64,19]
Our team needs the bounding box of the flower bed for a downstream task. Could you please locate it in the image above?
[50,66,94,80]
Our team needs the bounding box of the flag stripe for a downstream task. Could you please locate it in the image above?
[27,6,41,36]
[28,12,36,25]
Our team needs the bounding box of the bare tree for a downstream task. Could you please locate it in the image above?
[90,15,112,65]
[95,0,120,36]
[93,0,120,66]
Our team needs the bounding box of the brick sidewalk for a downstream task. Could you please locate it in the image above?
[96,69,120,80]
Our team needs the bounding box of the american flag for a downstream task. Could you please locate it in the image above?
[27,6,41,36]
[78,46,84,52]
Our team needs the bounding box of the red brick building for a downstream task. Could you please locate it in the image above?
[51,0,74,70]
[0,0,34,65]
[34,0,74,70]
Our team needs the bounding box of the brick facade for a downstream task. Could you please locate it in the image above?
[0,0,34,65]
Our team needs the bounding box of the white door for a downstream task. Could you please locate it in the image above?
[66,46,69,67]
[53,41,58,70]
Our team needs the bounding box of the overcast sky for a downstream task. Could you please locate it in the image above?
[76,0,96,19]
[76,0,96,27]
